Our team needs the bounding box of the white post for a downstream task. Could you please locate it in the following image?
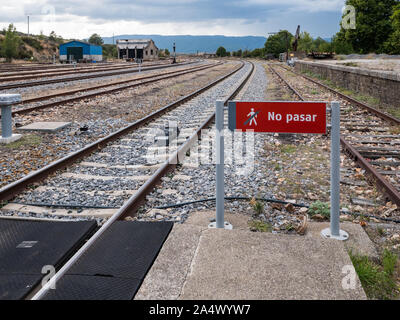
[321,102,349,240]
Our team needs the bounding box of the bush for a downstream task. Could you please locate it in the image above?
[1,24,21,62]
[21,36,43,51]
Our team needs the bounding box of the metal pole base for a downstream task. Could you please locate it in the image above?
[208,221,233,230]
[321,228,349,241]
[0,134,22,144]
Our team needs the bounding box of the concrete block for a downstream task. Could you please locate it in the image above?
[17,122,71,132]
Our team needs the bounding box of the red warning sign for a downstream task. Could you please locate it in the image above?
[228,101,327,134]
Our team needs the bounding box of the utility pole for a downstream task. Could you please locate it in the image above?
[27,15,30,37]
[172,42,176,64]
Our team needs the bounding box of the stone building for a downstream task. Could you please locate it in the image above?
[116,39,159,61]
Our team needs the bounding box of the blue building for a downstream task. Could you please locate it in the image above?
[59,41,103,63]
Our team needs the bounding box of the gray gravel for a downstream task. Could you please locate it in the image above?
[0,61,203,95]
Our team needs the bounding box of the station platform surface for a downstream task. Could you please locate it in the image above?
[136,211,375,300]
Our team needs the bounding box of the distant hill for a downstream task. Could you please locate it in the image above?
[102,35,267,54]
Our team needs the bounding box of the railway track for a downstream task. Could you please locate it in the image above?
[0,62,118,72]
[268,63,400,207]
[0,60,254,299]
[0,61,174,82]
[0,60,197,91]
[1,62,223,118]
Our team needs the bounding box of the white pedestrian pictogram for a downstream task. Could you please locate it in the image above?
[247,108,258,126]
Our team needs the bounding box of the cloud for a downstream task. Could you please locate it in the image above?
[1,0,345,23]
[0,0,345,38]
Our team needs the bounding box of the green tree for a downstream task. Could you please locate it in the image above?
[311,37,326,52]
[38,30,45,40]
[298,31,313,53]
[216,46,227,57]
[336,0,397,53]
[49,31,57,42]
[264,30,293,58]
[318,41,333,53]
[88,33,104,45]
[250,48,264,57]
[332,35,354,54]
[1,24,21,62]
[384,3,400,54]
[102,44,117,58]
[164,48,170,56]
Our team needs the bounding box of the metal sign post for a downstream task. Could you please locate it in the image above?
[209,100,232,230]
[225,100,348,240]
[321,102,349,240]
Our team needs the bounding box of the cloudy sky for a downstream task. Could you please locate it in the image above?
[0,0,346,39]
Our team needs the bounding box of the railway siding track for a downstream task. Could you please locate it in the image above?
[268,64,400,207]
[0,61,196,91]
[0,63,156,78]
[1,62,222,118]
[0,61,174,82]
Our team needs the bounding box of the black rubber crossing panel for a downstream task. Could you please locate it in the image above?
[43,275,142,300]
[43,221,173,300]
[0,275,39,300]
[0,219,97,300]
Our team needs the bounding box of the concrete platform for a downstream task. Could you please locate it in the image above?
[136,211,370,300]
[17,122,71,132]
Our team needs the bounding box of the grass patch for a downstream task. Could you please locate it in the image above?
[377,227,385,236]
[4,134,42,149]
[301,69,400,120]
[389,126,400,135]
[349,250,399,300]
[279,144,296,154]
[382,249,398,276]
[308,201,330,219]
[342,62,359,68]
[250,197,265,215]
[249,220,272,233]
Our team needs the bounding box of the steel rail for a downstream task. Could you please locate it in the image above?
[0,62,121,72]
[268,64,400,206]
[1,62,222,118]
[0,62,152,77]
[0,61,175,82]
[267,65,304,99]
[14,62,217,105]
[278,64,400,125]
[0,61,196,90]
[0,62,244,202]
[116,61,255,219]
[30,60,254,300]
